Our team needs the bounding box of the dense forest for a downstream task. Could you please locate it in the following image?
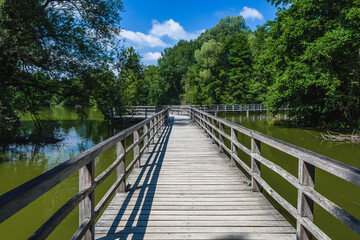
[1,0,359,142]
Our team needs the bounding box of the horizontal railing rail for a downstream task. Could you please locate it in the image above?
[189,107,360,240]
[108,104,289,119]
[0,108,169,240]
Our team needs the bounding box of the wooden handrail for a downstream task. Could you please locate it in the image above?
[189,107,360,240]
[0,108,169,240]
[108,104,288,119]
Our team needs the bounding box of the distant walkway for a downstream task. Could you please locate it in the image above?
[95,115,296,239]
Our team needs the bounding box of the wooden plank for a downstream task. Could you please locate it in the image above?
[79,161,95,240]
[96,220,292,227]
[191,108,360,186]
[134,130,140,168]
[116,139,126,193]
[96,226,296,234]
[0,109,169,224]
[95,114,296,240]
[96,233,296,240]
[297,159,315,240]
[98,214,286,222]
[251,138,261,192]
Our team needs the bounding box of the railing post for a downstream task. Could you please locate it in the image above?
[161,113,165,131]
[79,161,95,240]
[251,137,261,192]
[211,118,216,144]
[150,119,154,144]
[157,115,161,137]
[297,159,315,240]
[134,130,140,168]
[145,108,147,118]
[116,139,126,193]
[231,128,237,167]
[144,123,149,154]
[131,107,134,119]
[219,122,225,153]
[204,115,210,137]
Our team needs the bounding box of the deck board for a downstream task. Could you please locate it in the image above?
[95,115,296,240]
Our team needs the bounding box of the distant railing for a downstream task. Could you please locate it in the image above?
[189,107,360,240]
[108,104,289,120]
[0,108,169,240]
[191,104,268,112]
[107,106,163,119]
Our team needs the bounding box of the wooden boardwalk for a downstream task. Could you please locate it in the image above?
[95,115,296,240]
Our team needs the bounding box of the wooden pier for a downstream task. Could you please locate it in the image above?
[0,106,359,240]
[95,115,296,239]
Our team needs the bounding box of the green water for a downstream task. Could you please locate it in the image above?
[219,112,360,240]
[0,109,359,239]
[0,107,133,239]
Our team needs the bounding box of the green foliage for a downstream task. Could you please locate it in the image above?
[0,0,124,134]
[263,0,360,128]
[156,40,200,104]
[221,33,253,104]
[1,0,359,138]
[197,16,249,44]
[0,88,20,142]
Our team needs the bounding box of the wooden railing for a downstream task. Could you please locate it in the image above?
[191,104,268,112]
[0,108,169,240]
[108,104,285,120]
[189,107,360,240]
[108,106,163,119]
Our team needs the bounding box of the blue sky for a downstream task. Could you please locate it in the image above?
[119,0,278,65]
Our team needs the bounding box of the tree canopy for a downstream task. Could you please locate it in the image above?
[144,3,360,129]
[0,0,124,141]
[1,0,359,142]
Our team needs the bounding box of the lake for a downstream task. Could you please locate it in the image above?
[0,107,132,239]
[218,112,360,240]
[0,109,359,239]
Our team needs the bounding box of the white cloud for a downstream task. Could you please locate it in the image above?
[120,29,168,48]
[239,7,264,20]
[143,52,162,61]
[150,19,202,41]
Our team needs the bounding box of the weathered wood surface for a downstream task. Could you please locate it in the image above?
[190,108,360,239]
[95,115,296,240]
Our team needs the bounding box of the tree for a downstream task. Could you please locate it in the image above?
[197,16,249,44]
[250,25,276,103]
[194,39,225,104]
[0,0,124,138]
[119,47,146,106]
[221,33,253,104]
[264,0,360,128]
[157,40,199,104]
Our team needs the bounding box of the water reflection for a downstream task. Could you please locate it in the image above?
[0,107,131,240]
[220,112,360,240]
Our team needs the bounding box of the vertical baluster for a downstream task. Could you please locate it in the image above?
[251,137,261,192]
[231,128,237,167]
[134,130,140,168]
[219,122,224,153]
[150,119,154,144]
[79,161,95,240]
[144,123,149,154]
[116,139,126,193]
[297,159,315,240]
[205,116,210,137]
[211,118,216,144]
[156,115,160,137]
